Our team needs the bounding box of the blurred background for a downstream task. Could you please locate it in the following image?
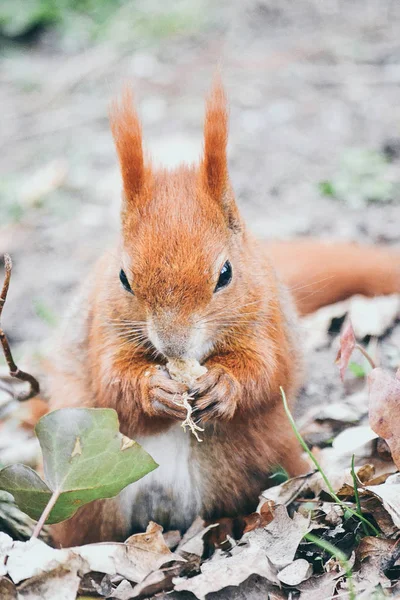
[0,0,400,401]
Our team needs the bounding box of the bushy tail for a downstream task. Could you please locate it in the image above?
[265,240,400,316]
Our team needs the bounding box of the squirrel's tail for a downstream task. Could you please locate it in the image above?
[265,240,400,316]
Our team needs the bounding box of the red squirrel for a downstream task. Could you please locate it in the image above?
[49,80,400,546]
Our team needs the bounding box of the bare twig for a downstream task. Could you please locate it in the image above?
[0,254,40,401]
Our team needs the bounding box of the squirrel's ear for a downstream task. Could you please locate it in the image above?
[201,78,240,231]
[110,86,149,207]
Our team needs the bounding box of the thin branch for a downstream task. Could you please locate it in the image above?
[0,254,40,401]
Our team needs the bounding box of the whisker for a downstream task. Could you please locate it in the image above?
[289,275,335,293]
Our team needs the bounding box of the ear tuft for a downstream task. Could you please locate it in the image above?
[201,76,229,202]
[110,86,145,204]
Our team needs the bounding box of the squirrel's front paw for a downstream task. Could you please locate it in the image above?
[140,366,189,420]
[191,364,240,423]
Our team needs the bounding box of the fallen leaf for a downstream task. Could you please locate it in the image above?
[174,520,283,600]
[76,540,184,584]
[332,425,378,457]
[297,572,338,600]
[356,536,397,564]
[321,504,344,526]
[365,474,400,529]
[0,576,17,600]
[17,565,80,600]
[163,530,181,550]
[244,505,311,569]
[0,408,158,524]
[4,530,185,586]
[242,512,262,533]
[259,473,314,508]
[360,495,398,537]
[177,520,219,557]
[110,579,134,599]
[174,547,278,600]
[125,521,171,555]
[78,572,112,597]
[277,558,312,586]
[369,367,400,470]
[356,464,376,483]
[336,319,356,381]
[5,538,86,584]
[129,559,192,598]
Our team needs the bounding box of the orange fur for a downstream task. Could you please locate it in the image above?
[48,81,400,547]
[201,77,228,202]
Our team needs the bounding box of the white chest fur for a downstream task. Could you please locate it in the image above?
[119,423,203,531]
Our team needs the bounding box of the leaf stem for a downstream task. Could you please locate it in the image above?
[280,387,380,537]
[355,343,376,370]
[304,533,355,600]
[31,489,60,539]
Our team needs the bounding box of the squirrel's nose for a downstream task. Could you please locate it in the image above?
[147,315,190,359]
[158,342,186,359]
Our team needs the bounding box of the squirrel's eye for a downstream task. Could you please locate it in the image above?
[214,260,232,292]
[119,269,133,294]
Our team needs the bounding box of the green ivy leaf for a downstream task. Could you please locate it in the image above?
[0,408,157,524]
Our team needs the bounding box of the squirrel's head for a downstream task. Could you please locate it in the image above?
[110,79,253,361]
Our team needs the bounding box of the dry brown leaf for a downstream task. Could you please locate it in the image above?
[259,473,314,508]
[332,425,378,457]
[353,536,393,596]
[163,530,181,550]
[125,521,172,555]
[0,576,17,600]
[336,319,356,381]
[17,566,81,600]
[259,500,276,527]
[173,512,308,599]
[369,367,400,469]
[356,464,376,483]
[179,573,280,600]
[174,545,278,600]
[110,579,134,600]
[322,504,344,526]
[363,471,396,486]
[277,558,312,586]
[245,505,311,569]
[297,572,338,600]
[129,560,192,599]
[356,536,397,564]
[177,520,219,557]
[3,526,185,586]
[365,473,400,529]
[242,512,262,533]
[360,495,398,537]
